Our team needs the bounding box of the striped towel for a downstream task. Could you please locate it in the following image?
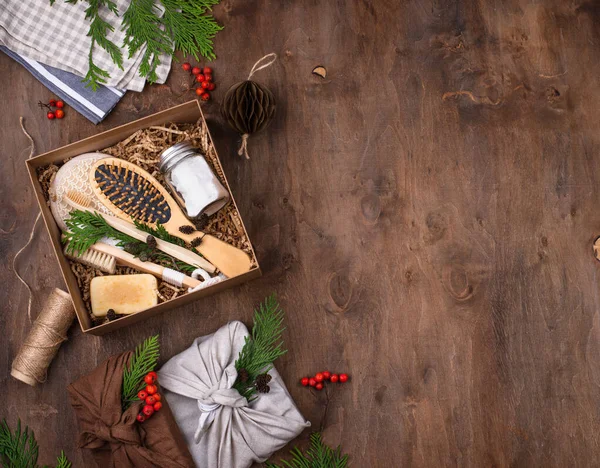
[2,47,124,124]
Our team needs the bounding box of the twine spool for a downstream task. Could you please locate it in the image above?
[11,289,76,386]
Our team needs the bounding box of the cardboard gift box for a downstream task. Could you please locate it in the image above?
[26,100,261,335]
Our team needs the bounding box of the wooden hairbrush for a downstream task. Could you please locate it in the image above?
[90,157,252,278]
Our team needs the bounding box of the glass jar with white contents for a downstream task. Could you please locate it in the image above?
[159,141,230,220]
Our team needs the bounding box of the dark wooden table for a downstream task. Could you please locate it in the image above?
[2,1,600,466]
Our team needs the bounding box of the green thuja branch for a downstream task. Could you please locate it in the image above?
[81,0,124,90]
[234,295,286,400]
[161,0,222,61]
[63,210,199,273]
[122,0,172,82]
[0,419,71,468]
[50,0,223,87]
[122,335,160,409]
[265,432,348,468]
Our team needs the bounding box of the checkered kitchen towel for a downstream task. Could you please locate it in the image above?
[0,0,172,92]
[2,46,124,124]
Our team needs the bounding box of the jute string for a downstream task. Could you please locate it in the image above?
[238,53,277,159]
[13,117,41,321]
[11,289,76,386]
[11,118,76,386]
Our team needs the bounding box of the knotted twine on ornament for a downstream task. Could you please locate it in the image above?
[221,53,277,159]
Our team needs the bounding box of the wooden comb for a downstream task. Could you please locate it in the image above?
[90,157,252,278]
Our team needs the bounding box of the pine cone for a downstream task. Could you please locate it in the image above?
[237,368,249,383]
[255,373,272,393]
[193,213,210,231]
[123,242,143,255]
[179,225,196,235]
[221,80,276,135]
[139,251,149,262]
[256,383,271,394]
[106,309,118,321]
[146,235,157,249]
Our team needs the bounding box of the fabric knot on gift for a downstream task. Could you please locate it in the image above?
[195,388,247,442]
[83,414,142,448]
[158,321,310,468]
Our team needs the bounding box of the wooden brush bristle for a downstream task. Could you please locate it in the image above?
[94,162,171,224]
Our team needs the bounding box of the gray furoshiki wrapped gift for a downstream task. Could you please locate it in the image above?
[158,321,310,468]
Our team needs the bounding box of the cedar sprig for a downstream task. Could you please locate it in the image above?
[234,295,286,400]
[161,0,223,61]
[265,432,348,468]
[122,0,172,82]
[134,219,205,258]
[81,0,124,90]
[0,419,71,468]
[51,0,222,87]
[63,210,199,273]
[122,335,160,409]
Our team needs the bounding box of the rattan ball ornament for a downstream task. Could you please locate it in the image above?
[221,54,277,159]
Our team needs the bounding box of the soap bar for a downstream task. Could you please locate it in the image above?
[90,274,158,317]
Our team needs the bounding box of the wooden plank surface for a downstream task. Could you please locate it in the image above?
[2,0,600,466]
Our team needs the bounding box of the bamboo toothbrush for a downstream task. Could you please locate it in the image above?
[65,241,201,289]
[89,157,252,278]
[64,191,216,274]
[63,244,117,274]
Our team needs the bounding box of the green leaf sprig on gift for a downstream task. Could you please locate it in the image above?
[265,432,349,468]
[122,335,160,409]
[50,0,223,90]
[0,419,71,468]
[234,294,287,400]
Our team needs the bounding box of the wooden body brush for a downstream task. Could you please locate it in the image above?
[90,157,252,278]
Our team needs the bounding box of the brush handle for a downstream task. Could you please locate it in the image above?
[173,229,252,278]
[65,197,216,274]
[92,243,201,289]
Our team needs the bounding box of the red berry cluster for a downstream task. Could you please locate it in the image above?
[39,99,65,120]
[182,62,216,101]
[136,371,163,423]
[300,371,349,391]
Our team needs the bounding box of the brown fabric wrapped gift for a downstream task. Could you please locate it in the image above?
[67,351,195,468]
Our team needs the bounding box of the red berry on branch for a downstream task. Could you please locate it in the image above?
[143,405,155,416]
[201,93,210,101]
[153,393,161,401]
[308,378,316,387]
[49,99,56,107]
[301,377,309,386]
[208,82,216,91]
[195,87,205,96]
[323,371,331,380]
[192,67,201,75]
[138,390,148,400]
[195,74,205,82]
[55,100,64,109]
[203,67,212,75]
[204,73,212,82]
[153,401,163,412]
[315,383,324,391]
[339,373,349,383]
[315,373,324,382]
[55,109,65,119]
[330,374,339,383]
[201,81,210,89]
[136,413,146,423]
[145,384,157,395]
[144,373,157,385]
[182,62,192,71]
[47,111,55,120]
[145,395,157,406]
